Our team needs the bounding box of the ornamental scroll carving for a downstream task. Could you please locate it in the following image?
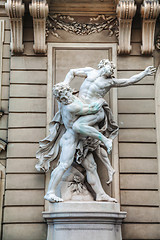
[141,0,160,54]
[46,14,119,39]
[5,0,25,53]
[116,0,137,54]
[29,0,48,53]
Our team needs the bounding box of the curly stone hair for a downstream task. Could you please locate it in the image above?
[53,83,74,105]
[98,59,115,77]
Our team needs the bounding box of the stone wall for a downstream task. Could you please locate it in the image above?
[0,2,160,240]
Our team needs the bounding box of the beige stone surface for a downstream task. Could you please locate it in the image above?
[49,1,116,15]
[0,130,7,139]
[8,113,46,127]
[118,85,154,99]
[6,173,45,189]
[131,29,142,42]
[10,85,47,98]
[1,100,8,113]
[2,72,9,85]
[121,206,160,222]
[23,42,37,55]
[1,86,9,100]
[8,128,46,142]
[10,71,47,84]
[119,129,156,142]
[0,115,8,128]
[120,158,158,173]
[5,190,44,206]
[9,98,46,112]
[118,99,155,113]
[3,44,10,58]
[6,159,41,173]
[121,190,159,206]
[2,58,9,71]
[4,206,44,222]
[122,224,160,239]
[117,56,153,70]
[11,56,47,70]
[119,143,157,158]
[4,30,10,44]
[120,174,158,189]
[119,114,155,128]
[3,223,47,240]
[7,143,39,157]
[130,43,141,56]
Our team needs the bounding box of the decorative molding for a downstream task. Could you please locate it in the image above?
[0,20,4,110]
[46,14,119,39]
[116,0,137,54]
[156,32,160,50]
[5,0,25,53]
[0,139,7,152]
[29,0,49,53]
[141,0,160,54]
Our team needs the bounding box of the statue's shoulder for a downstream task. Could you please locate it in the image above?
[84,67,94,72]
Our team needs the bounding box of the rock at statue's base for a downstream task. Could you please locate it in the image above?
[43,202,126,240]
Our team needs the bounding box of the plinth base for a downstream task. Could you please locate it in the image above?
[43,202,126,240]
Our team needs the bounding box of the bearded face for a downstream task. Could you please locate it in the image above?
[53,83,74,105]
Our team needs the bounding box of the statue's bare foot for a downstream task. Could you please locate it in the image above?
[106,168,116,185]
[96,193,117,203]
[44,193,63,203]
[104,138,112,154]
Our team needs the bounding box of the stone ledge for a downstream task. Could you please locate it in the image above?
[43,202,126,240]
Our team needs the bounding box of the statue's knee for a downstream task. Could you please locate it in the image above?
[59,162,70,171]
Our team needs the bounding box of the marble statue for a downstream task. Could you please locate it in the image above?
[36,59,156,203]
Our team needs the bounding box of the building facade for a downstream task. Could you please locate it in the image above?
[0,0,160,239]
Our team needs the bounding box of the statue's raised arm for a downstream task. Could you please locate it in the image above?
[111,66,156,87]
[63,67,94,85]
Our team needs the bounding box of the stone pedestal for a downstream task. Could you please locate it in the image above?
[43,202,126,240]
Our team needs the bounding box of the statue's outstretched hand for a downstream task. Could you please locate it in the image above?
[144,66,156,76]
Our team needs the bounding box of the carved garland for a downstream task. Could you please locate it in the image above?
[46,14,119,39]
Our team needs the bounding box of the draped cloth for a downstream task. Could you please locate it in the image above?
[35,102,119,171]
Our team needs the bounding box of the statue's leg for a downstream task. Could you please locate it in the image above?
[72,112,112,154]
[95,147,115,185]
[81,153,117,202]
[45,130,78,203]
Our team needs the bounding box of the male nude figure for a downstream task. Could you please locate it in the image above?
[44,83,117,202]
[63,59,156,184]
[38,59,156,202]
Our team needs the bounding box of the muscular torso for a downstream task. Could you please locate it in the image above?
[79,70,112,103]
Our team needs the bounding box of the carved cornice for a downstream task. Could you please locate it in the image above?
[116,0,137,54]
[5,0,25,53]
[141,0,160,54]
[29,0,49,53]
